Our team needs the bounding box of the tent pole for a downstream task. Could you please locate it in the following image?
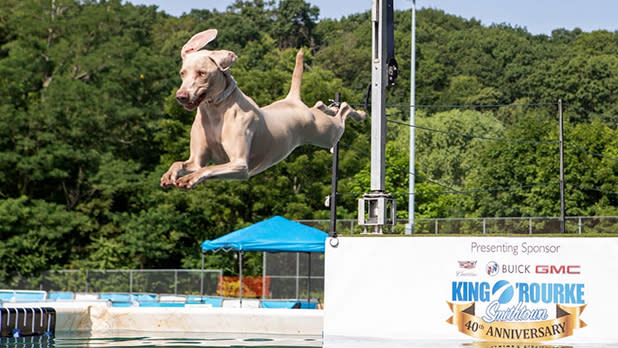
[296,253,300,299]
[307,252,311,307]
[200,252,204,297]
[262,252,266,299]
[239,251,243,308]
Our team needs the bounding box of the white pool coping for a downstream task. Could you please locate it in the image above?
[1,301,323,335]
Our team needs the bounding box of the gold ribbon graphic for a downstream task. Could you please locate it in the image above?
[461,342,574,348]
[447,302,586,342]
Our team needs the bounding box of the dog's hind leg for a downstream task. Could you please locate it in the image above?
[337,102,366,122]
[313,101,366,121]
[307,101,366,148]
[313,101,337,116]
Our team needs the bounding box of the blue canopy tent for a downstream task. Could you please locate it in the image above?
[200,216,327,306]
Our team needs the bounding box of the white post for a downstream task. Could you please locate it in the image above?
[371,0,387,192]
[359,0,396,234]
[406,0,416,235]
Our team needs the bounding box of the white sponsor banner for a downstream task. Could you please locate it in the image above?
[324,237,618,344]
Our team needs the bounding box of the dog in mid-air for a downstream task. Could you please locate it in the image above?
[160,29,365,189]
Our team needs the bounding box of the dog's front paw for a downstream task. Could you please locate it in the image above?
[174,174,200,190]
[160,168,180,188]
[161,161,188,188]
[160,174,176,188]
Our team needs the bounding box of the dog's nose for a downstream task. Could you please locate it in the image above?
[176,90,189,104]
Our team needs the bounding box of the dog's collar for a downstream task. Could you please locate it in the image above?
[205,75,237,106]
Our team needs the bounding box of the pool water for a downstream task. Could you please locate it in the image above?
[0,331,322,347]
[4,333,618,348]
[5,334,618,348]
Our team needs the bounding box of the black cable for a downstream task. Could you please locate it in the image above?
[567,144,618,162]
[352,101,559,110]
[569,184,618,197]
[568,105,618,123]
[387,118,559,145]
[338,142,369,156]
[404,182,559,196]
[597,114,618,123]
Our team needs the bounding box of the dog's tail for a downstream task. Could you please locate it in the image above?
[286,49,303,101]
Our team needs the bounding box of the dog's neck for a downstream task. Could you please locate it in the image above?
[205,73,237,106]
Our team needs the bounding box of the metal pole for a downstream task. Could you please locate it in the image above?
[295,252,300,299]
[200,253,204,297]
[406,0,416,235]
[174,269,178,295]
[559,99,566,233]
[262,252,266,299]
[307,253,311,307]
[370,0,387,192]
[330,93,341,238]
[239,251,243,307]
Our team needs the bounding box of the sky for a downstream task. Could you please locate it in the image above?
[126,0,618,35]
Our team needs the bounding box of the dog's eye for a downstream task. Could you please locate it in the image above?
[180,71,185,78]
[198,71,207,78]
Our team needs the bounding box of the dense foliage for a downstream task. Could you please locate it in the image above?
[1,0,617,283]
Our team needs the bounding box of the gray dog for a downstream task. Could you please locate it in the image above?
[161,29,365,189]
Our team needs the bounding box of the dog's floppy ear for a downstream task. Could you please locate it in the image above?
[181,29,217,59]
[206,50,238,71]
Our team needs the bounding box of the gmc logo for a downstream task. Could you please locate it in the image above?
[535,265,581,274]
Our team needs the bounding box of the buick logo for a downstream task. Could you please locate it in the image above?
[487,261,499,276]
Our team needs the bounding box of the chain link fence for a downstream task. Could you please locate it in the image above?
[263,252,324,300]
[11,263,324,300]
[40,269,222,296]
[298,216,618,234]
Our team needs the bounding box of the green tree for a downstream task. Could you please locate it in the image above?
[464,108,557,217]
[273,0,319,48]
[0,197,89,280]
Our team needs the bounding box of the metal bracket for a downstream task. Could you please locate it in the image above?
[358,193,397,233]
